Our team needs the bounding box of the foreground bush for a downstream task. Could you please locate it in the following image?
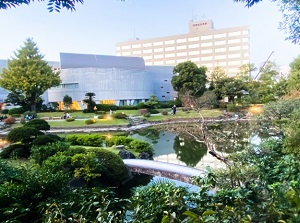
[24,119,50,131]
[66,134,105,147]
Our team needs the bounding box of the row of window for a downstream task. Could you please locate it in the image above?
[119,41,249,55]
[117,32,249,50]
[146,59,249,66]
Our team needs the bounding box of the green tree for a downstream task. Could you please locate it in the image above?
[144,94,159,109]
[83,92,96,112]
[63,94,73,110]
[0,38,61,112]
[172,61,207,97]
[237,63,257,81]
[210,66,226,82]
[214,77,247,103]
[287,55,300,91]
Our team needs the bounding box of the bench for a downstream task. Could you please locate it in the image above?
[52,117,62,120]
[40,117,50,120]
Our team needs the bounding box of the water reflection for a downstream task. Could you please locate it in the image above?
[130,121,262,171]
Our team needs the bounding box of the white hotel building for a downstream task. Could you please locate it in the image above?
[116,20,250,77]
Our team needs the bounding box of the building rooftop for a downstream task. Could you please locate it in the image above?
[60,53,145,70]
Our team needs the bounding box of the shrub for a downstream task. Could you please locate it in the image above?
[149,109,159,114]
[89,148,127,186]
[118,105,138,110]
[105,136,134,147]
[1,109,9,114]
[129,139,154,155]
[66,117,75,122]
[137,102,147,109]
[85,119,96,125]
[30,141,70,165]
[161,110,168,115]
[95,104,118,111]
[8,107,26,115]
[226,103,238,112]
[95,111,106,115]
[24,119,50,131]
[11,114,21,117]
[66,134,105,147]
[82,109,94,113]
[0,144,30,159]
[4,117,16,124]
[7,126,44,144]
[97,115,105,119]
[112,112,128,119]
[144,112,151,118]
[20,118,26,124]
[32,134,62,146]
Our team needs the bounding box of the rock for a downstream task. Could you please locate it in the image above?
[119,149,136,159]
[116,145,125,150]
[138,152,153,160]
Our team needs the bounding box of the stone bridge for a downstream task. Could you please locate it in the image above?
[123,159,206,184]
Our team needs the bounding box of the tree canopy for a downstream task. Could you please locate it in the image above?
[0,38,61,112]
[171,61,207,97]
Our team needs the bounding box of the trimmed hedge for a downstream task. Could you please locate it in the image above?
[8,107,26,115]
[112,112,128,119]
[24,119,50,131]
[66,134,105,147]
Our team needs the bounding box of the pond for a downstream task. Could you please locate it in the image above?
[129,120,263,171]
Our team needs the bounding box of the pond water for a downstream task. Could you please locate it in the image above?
[129,121,263,171]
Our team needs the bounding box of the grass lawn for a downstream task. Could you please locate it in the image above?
[11,108,223,128]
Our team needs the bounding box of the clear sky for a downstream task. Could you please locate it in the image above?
[0,0,299,68]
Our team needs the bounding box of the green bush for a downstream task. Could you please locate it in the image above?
[129,139,154,155]
[0,144,30,159]
[24,119,50,131]
[226,103,238,112]
[105,136,134,147]
[30,141,70,165]
[82,109,94,113]
[97,115,105,119]
[149,109,159,114]
[32,134,62,146]
[95,104,118,111]
[11,114,21,117]
[66,117,75,122]
[1,109,9,114]
[85,119,96,125]
[20,118,26,124]
[8,107,26,115]
[112,112,128,119]
[137,102,147,109]
[66,134,105,147]
[118,105,138,110]
[89,148,127,186]
[7,126,44,144]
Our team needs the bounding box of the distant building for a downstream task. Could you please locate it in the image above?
[116,20,250,77]
[47,53,176,109]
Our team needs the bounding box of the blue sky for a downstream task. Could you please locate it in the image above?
[0,0,299,68]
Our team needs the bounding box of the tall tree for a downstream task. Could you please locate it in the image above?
[210,66,226,82]
[0,38,61,112]
[171,61,207,97]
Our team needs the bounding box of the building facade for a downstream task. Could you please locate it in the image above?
[46,53,176,109]
[116,20,250,77]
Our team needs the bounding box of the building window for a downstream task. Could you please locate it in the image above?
[188,43,200,49]
[201,49,212,54]
[215,40,226,46]
[154,54,163,59]
[177,52,187,57]
[176,45,187,50]
[143,43,152,47]
[176,38,187,43]
[201,35,212,40]
[165,40,175,44]
[214,33,226,38]
[215,55,226,60]
[154,48,163,52]
[188,37,200,41]
[201,42,212,47]
[165,46,175,51]
[153,41,163,46]
[132,50,141,55]
[122,45,130,50]
[229,46,241,51]
[228,39,241,44]
[215,48,226,53]
[189,51,199,55]
[132,44,141,48]
[228,31,240,37]
[56,83,79,89]
[143,49,152,53]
